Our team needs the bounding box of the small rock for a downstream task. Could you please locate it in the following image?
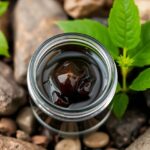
[83,132,109,148]
[135,0,150,23]
[14,0,67,84]
[0,62,26,115]
[64,0,105,18]
[16,107,37,134]
[55,138,81,150]
[16,130,30,141]
[32,135,49,148]
[126,128,150,150]
[106,109,146,148]
[0,118,17,136]
[0,136,45,150]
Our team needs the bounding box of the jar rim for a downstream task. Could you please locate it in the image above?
[27,33,117,121]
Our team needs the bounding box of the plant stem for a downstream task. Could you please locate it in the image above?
[122,48,128,92]
[122,67,127,92]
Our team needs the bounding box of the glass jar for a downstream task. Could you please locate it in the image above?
[27,33,117,137]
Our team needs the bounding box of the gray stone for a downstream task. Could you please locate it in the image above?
[14,0,67,84]
[16,107,37,134]
[106,109,146,148]
[0,62,26,115]
[0,135,45,150]
[126,128,150,150]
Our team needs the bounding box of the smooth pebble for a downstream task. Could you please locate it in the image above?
[83,132,109,148]
[55,138,81,150]
[0,118,17,136]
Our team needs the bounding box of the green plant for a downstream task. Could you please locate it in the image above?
[0,1,9,57]
[57,0,150,118]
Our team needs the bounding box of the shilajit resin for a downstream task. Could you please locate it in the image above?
[27,33,117,136]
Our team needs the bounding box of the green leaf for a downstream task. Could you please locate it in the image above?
[0,31,9,57]
[108,0,141,50]
[57,19,119,59]
[128,22,150,67]
[130,68,150,91]
[0,1,9,16]
[112,93,129,118]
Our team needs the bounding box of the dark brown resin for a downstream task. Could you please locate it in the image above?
[52,59,95,107]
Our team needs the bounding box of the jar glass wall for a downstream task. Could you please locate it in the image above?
[27,33,117,137]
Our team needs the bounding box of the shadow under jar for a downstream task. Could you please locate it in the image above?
[27,33,117,137]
